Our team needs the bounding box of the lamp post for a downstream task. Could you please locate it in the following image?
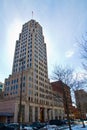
[18,58,24,130]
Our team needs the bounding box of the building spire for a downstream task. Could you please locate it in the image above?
[32,11,33,19]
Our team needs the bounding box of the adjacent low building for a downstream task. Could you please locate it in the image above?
[75,89,87,119]
[51,81,73,119]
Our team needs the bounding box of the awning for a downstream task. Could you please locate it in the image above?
[0,112,14,116]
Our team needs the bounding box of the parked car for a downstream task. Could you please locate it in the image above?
[0,124,15,130]
[30,121,44,130]
[63,119,74,125]
[0,122,5,128]
[49,119,63,126]
[6,123,29,130]
[0,122,11,130]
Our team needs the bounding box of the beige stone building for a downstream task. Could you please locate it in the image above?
[0,19,64,123]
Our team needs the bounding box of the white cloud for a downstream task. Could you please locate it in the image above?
[65,50,74,58]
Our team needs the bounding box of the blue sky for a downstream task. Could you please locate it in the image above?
[0,0,87,83]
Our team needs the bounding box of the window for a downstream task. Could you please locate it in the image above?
[29,76,32,81]
[30,63,32,67]
[16,84,18,89]
[23,76,26,80]
[29,83,32,88]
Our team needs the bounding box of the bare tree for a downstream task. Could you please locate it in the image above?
[79,33,87,71]
[52,65,87,129]
[53,65,73,85]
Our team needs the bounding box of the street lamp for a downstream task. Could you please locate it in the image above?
[18,58,24,130]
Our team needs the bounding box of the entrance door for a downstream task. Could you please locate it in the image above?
[40,107,44,122]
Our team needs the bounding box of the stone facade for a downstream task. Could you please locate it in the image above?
[0,98,64,123]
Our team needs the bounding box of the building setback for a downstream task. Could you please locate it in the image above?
[0,19,64,123]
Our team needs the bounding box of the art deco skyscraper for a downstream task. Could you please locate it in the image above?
[11,19,51,104]
[3,19,64,122]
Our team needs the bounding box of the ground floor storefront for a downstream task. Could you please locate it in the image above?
[0,113,13,123]
[0,99,64,123]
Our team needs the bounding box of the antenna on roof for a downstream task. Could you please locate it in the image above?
[32,11,33,19]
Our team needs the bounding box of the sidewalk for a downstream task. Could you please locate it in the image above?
[39,124,87,130]
[64,124,87,130]
[39,125,70,130]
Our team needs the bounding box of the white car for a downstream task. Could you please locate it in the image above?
[44,125,59,130]
[23,126,33,130]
